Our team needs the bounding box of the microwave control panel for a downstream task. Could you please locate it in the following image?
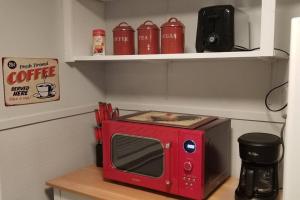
[178,130,204,199]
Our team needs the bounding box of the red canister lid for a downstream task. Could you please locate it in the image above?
[161,17,185,28]
[113,22,135,32]
[93,29,105,36]
[138,20,159,30]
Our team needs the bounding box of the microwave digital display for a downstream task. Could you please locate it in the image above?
[184,140,196,153]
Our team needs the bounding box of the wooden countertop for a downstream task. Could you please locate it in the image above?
[46,165,282,200]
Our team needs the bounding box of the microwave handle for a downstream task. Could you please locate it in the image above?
[165,142,172,186]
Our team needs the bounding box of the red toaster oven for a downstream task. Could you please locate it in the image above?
[102,112,231,200]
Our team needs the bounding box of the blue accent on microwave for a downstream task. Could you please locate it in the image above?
[184,140,196,153]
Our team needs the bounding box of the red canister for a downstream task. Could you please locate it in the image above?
[161,17,185,54]
[113,22,135,55]
[137,20,159,54]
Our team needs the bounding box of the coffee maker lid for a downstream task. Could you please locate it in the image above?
[238,132,281,147]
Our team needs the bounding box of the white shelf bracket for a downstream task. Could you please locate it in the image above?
[260,0,276,56]
[63,0,75,62]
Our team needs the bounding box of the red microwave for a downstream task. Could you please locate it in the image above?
[102,112,231,200]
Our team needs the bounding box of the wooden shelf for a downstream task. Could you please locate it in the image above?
[71,50,288,63]
[46,165,282,200]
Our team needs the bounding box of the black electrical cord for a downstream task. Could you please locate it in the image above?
[233,45,260,51]
[233,45,249,51]
[276,121,285,192]
[279,121,285,163]
[250,47,261,51]
[274,48,290,56]
[265,81,288,112]
[234,45,289,111]
[233,46,290,56]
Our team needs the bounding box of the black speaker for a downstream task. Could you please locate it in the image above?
[196,5,235,52]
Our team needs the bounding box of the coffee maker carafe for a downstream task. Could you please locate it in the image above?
[235,132,281,200]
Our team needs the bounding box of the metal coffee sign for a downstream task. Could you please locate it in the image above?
[2,57,60,106]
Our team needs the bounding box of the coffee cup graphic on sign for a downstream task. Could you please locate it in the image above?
[34,82,56,98]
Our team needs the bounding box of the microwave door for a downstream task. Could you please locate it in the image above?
[112,134,164,178]
[114,144,163,173]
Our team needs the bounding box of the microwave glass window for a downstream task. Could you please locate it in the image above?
[112,134,164,177]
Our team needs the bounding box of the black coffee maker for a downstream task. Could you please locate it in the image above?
[235,132,281,200]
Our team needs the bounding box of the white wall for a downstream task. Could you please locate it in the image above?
[0,0,105,199]
[0,113,96,200]
[73,0,106,57]
[275,0,300,51]
[105,60,286,122]
[0,0,106,130]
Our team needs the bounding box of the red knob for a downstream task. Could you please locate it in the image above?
[184,161,193,172]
